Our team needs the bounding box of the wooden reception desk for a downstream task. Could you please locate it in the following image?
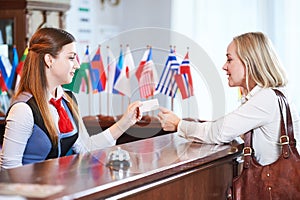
[82,115,201,145]
[0,133,242,200]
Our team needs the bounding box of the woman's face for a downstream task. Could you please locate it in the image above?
[222,41,246,88]
[48,42,80,87]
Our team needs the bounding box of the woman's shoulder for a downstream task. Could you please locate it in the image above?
[249,87,275,101]
[11,92,33,104]
[6,92,33,116]
[6,101,33,121]
[245,87,280,111]
[253,87,287,99]
[250,87,294,113]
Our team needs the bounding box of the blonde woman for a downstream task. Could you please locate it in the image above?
[158,32,300,166]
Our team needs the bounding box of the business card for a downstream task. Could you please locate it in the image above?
[140,98,159,113]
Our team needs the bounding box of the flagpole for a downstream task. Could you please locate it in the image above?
[126,44,131,107]
[188,98,190,119]
[89,87,92,116]
[86,45,93,116]
[128,96,131,105]
[98,44,102,115]
[121,95,124,114]
[106,46,110,116]
[99,92,102,115]
[151,96,154,117]
[120,44,125,114]
[186,46,190,118]
[170,45,176,111]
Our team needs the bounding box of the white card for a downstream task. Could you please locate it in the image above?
[139,99,159,113]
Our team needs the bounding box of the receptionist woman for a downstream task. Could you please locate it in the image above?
[0,27,142,169]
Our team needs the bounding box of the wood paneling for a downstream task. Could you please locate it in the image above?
[0,0,70,58]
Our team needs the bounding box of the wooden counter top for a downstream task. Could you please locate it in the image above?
[0,133,242,200]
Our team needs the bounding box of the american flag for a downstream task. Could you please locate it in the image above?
[135,47,157,99]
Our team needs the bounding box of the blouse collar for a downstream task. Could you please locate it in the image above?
[47,86,69,102]
[245,85,262,101]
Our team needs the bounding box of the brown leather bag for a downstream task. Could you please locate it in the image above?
[227,89,300,200]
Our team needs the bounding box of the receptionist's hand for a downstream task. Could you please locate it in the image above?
[158,107,181,132]
[110,101,143,139]
[119,101,143,129]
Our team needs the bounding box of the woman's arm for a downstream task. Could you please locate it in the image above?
[109,101,142,140]
[0,103,34,168]
[73,101,142,153]
[158,88,278,144]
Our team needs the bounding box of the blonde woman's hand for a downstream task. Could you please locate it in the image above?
[157,107,181,132]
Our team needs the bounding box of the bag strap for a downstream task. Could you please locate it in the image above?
[274,89,296,146]
[243,130,253,169]
[243,89,294,168]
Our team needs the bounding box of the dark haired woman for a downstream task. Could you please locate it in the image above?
[0,27,142,169]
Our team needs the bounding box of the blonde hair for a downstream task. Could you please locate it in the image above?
[15,28,79,146]
[233,32,287,92]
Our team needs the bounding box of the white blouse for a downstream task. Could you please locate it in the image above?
[0,86,115,169]
[178,86,300,165]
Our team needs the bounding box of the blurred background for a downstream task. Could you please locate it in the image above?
[1,0,299,121]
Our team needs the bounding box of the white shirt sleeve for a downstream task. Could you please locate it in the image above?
[178,87,278,144]
[177,87,300,165]
[0,103,34,169]
[72,114,116,154]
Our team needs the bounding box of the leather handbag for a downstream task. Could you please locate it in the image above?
[227,89,300,200]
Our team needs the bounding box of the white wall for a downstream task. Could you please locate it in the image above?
[66,0,175,117]
[66,0,300,119]
[172,0,300,117]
